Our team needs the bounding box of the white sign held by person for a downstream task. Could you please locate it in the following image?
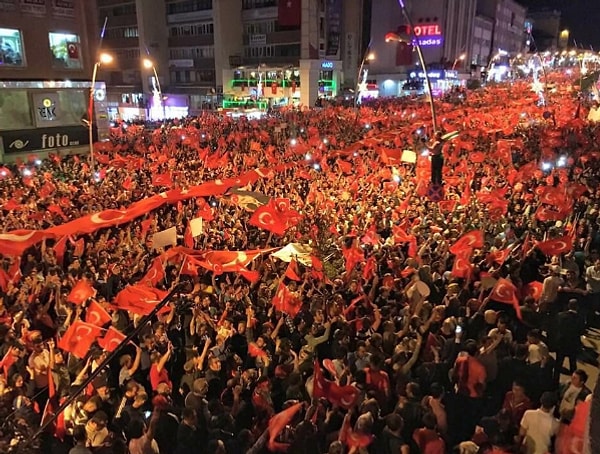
[190,217,204,237]
[401,150,417,163]
[151,227,177,250]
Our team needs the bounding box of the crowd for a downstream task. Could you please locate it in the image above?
[0,74,599,454]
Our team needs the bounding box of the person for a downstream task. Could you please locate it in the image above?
[429,132,444,185]
[558,369,591,423]
[70,425,93,454]
[554,300,585,380]
[175,407,200,454]
[129,409,160,454]
[378,413,410,454]
[501,380,532,429]
[519,391,560,454]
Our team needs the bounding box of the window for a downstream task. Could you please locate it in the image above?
[0,28,25,67]
[167,0,212,14]
[242,0,276,9]
[49,32,82,69]
[169,23,214,37]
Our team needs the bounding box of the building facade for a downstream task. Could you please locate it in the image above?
[525,9,561,51]
[94,0,365,119]
[0,0,105,161]
[476,0,526,56]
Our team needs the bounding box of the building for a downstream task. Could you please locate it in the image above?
[525,9,561,51]
[471,15,493,68]
[0,0,107,161]
[94,0,365,119]
[476,0,526,56]
[368,0,476,97]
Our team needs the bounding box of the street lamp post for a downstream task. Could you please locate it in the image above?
[390,0,438,134]
[89,52,113,173]
[354,50,375,107]
[143,58,165,120]
[452,53,467,71]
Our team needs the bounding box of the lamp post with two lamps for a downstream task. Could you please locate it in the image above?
[354,49,375,107]
[143,58,166,120]
[89,52,113,172]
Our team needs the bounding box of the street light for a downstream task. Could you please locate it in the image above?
[385,26,438,134]
[142,58,165,120]
[354,47,375,107]
[89,52,113,172]
[452,53,467,70]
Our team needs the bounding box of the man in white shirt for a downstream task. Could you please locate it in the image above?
[540,265,563,312]
[585,259,600,318]
[520,392,560,454]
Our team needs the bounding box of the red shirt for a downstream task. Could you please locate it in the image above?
[413,428,445,454]
[149,364,171,391]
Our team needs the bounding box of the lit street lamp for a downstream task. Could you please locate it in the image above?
[354,50,375,107]
[452,53,467,70]
[143,58,165,120]
[89,52,113,172]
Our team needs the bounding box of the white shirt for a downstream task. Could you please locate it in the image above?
[585,265,600,293]
[527,341,548,365]
[540,275,563,304]
[520,408,560,454]
[559,384,582,415]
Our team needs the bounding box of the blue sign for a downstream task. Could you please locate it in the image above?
[321,61,334,69]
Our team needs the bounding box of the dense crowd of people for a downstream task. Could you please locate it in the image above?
[0,74,599,454]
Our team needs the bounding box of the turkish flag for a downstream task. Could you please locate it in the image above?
[342,240,364,273]
[490,278,522,319]
[73,238,85,257]
[181,254,202,276]
[535,235,573,256]
[85,300,111,327]
[272,282,301,317]
[196,249,268,274]
[58,320,102,358]
[362,255,377,280]
[524,281,543,301]
[0,231,47,258]
[0,268,9,293]
[310,255,325,281]
[313,360,360,410]
[2,199,22,211]
[0,348,17,379]
[8,257,22,284]
[451,249,473,279]
[122,177,133,190]
[141,257,165,286]
[248,342,268,358]
[98,326,126,352]
[40,361,60,435]
[249,204,288,236]
[239,267,261,284]
[184,223,194,249]
[268,402,303,451]
[361,224,380,246]
[339,414,374,449]
[196,198,214,221]
[338,159,352,174]
[277,0,301,27]
[487,248,511,266]
[67,280,96,305]
[114,285,169,316]
[449,230,484,255]
[152,172,173,187]
[67,42,79,59]
[535,206,569,222]
[284,258,301,281]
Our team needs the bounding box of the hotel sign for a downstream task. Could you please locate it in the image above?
[411,24,443,47]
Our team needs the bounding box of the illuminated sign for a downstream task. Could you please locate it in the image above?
[412,24,442,36]
[410,24,443,47]
[321,61,334,69]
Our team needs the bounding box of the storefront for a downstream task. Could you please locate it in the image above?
[0,80,107,162]
[407,68,464,95]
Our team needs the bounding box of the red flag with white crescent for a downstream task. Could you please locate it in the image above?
[58,320,102,359]
[490,278,522,320]
[535,235,573,256]
[449,230,484,255]
[85,300,111,327]
[98,326,126,352]
[67,280,96,305]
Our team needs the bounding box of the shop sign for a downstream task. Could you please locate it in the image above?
[1,126,94,153]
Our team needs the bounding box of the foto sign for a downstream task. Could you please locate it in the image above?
[0,126,96,154]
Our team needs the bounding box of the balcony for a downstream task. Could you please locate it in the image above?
[168,35,214,47]
[242,56,300,66]
[167,9,213,24]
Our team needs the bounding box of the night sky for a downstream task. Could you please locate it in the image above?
[518,0,600,49]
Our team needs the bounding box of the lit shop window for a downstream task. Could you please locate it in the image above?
[0,28,25,67]
[49,32,82,69]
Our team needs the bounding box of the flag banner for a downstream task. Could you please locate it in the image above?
[271,243,313,265]
[277,0,301,27]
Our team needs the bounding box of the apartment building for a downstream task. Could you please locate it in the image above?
[95,0,365,119]
[0,0,106,160]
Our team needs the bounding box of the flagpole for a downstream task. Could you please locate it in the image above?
[28,283,185,447]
